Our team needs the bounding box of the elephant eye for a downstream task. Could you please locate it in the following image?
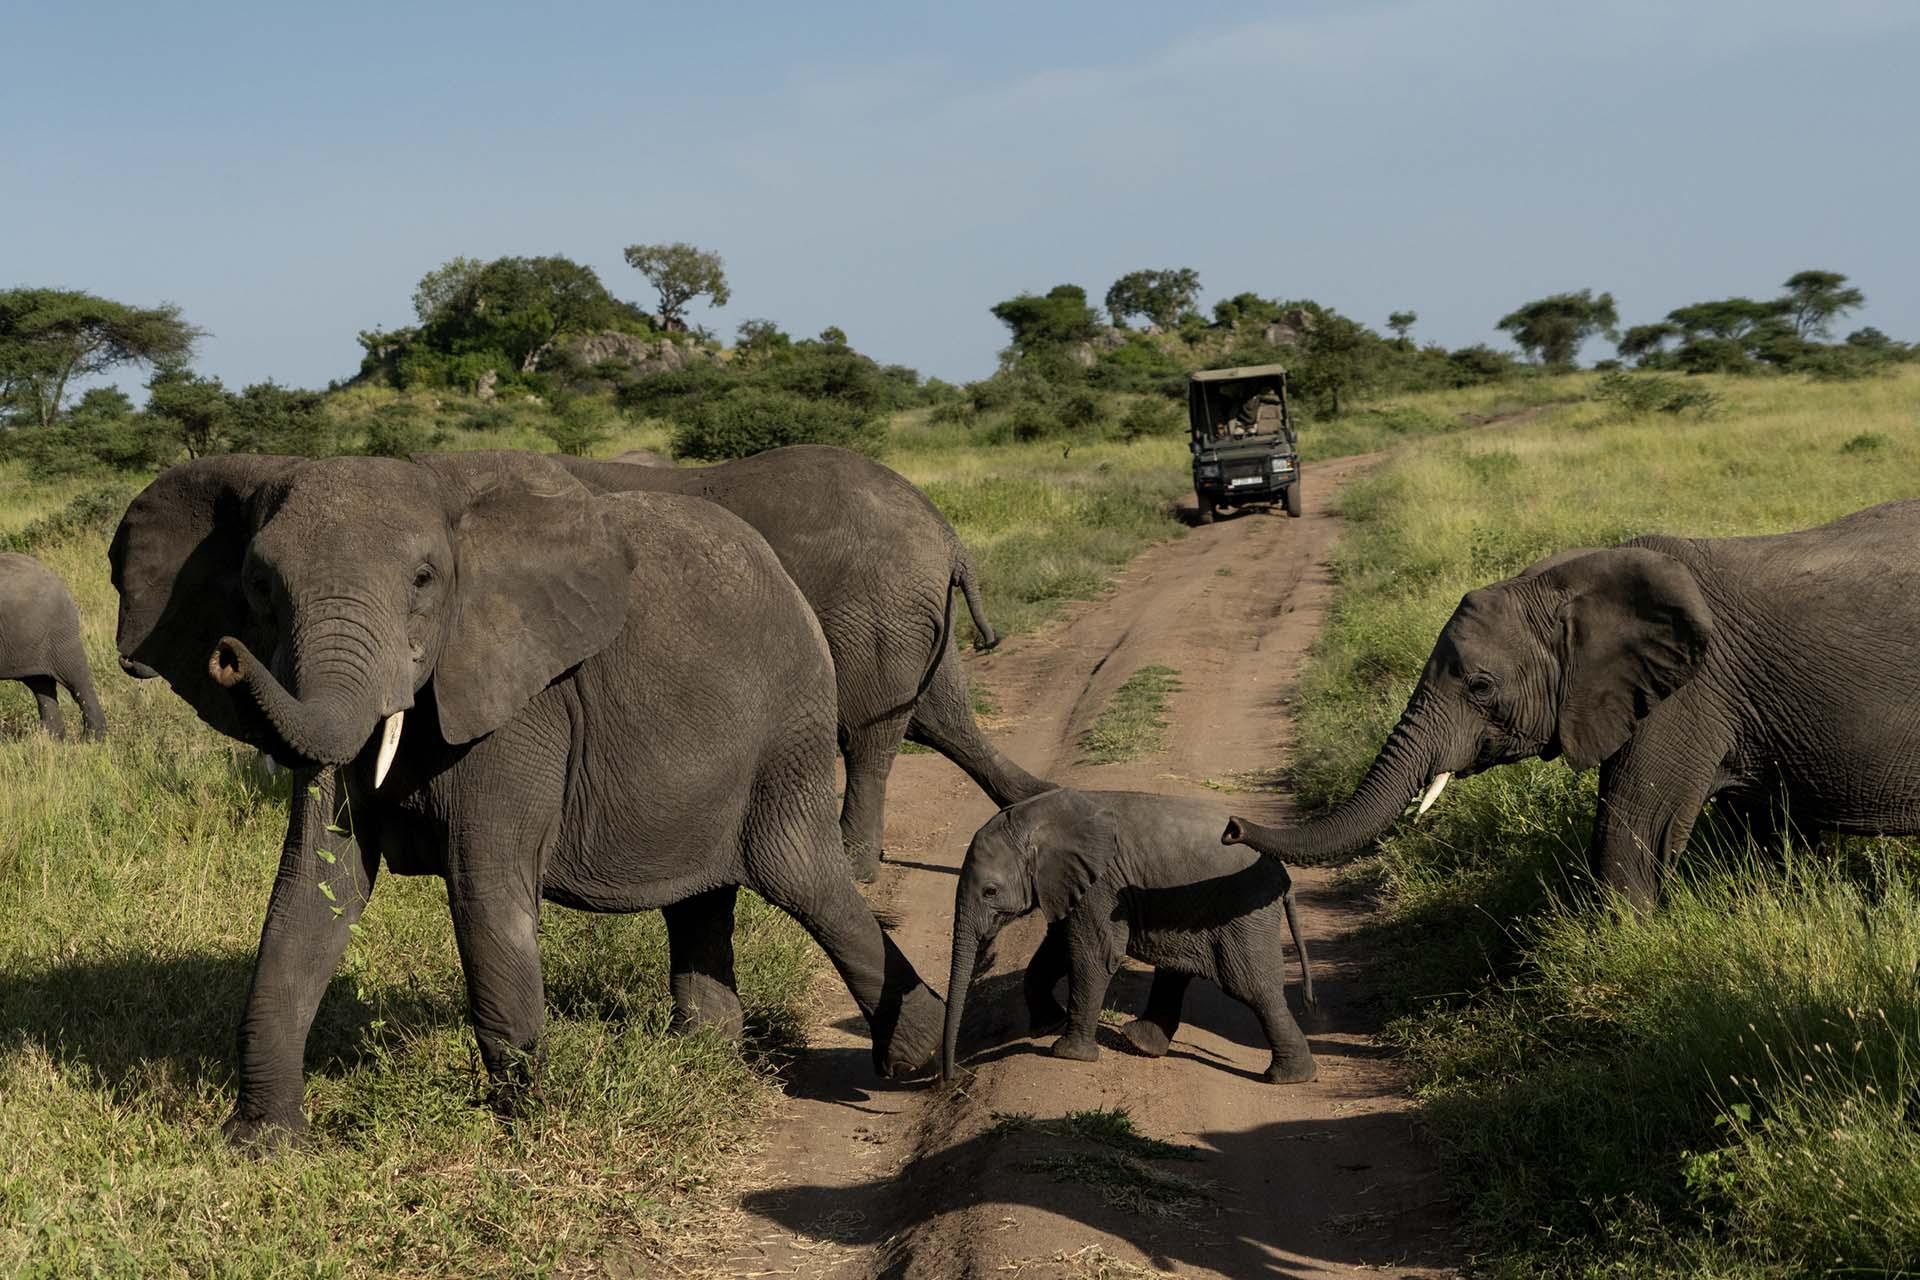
[412,564,437,592]
[1465,672,1499,701]
[981,884,998,899]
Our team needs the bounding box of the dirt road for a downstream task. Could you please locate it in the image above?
[728,454,1458,1278]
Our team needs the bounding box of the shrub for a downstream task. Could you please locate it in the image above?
[537,398,617,457]
[361,402,444,457]
[1591,371,1719,418]
[1115,396,1182,442]
[0,484,138,553]
[669,388,886,461]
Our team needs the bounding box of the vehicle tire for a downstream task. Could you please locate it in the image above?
[1284,480,1302,518]
[1195,491,1214,525]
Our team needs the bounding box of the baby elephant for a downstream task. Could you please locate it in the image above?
[0,553,105,741]
[943,788,1317,1085]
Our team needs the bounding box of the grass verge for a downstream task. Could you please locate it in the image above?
[1078,666,1182,764]
[1287,365,1920,1277]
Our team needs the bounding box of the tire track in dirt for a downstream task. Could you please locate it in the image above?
[728,454,1458,1278]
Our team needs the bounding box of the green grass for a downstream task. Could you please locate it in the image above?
[1077,666,1182,764]
[1287,365,1920,1277]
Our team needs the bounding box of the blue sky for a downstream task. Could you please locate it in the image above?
[5,0,1915,390]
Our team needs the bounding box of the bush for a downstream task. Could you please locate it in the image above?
[361,402,444,457]
[0,484,139,553]
[1115,396,1182,442]
[669,388,886,461]
[537,398,617,457]
[1591,371,1719,418]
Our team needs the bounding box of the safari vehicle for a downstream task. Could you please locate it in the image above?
[1188,363,1300,522]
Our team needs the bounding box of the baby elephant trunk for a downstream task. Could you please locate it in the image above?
[942,924,983,1081]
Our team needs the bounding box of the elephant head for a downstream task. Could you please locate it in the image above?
[1225,545,1714,862]
[109,452,637,779]
[943,791,1115,1080]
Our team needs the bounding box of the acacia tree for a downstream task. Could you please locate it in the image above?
[1104,268,1200,329]
[144,360,231,459]
[411,255,617,370]
[0,288,200,427]
[1387,310,1417,346]
[1497,289,1618,368]
[622,242,730,330]
[990,284,1101,358]
[1777,270,1865,340]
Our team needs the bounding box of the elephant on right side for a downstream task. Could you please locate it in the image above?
[1226,499,1920,907]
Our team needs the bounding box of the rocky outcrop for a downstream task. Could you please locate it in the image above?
[1263,308,1318,348]
[536,331,718,377]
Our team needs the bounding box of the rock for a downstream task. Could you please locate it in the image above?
[1263,308,1319,348]
[1066,342,1098,368]
[610,449,672,467]
[476,369,498,400]
[539,331,717,378]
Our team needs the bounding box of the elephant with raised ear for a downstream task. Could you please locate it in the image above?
[109,450,943,1147]
[1225,499,1920,907]
[556,445,1054,880]
[945,789,1317,1085]
[0,553,106,740]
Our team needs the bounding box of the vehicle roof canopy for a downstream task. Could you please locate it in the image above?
[1188,363,1288,384]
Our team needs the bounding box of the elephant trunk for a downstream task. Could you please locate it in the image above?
[210,632,391,768]
[1226,698,1447,865]
[943,918,984,1081]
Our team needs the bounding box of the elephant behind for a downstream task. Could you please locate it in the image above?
[1228,499,1920,906]
[110,451,943,1147]
[557,445,1053,879]
[0,552,105,741]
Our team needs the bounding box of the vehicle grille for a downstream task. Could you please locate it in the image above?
[1224,462,1266,484]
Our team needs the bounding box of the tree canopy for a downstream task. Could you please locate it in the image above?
[1497,289,1618,368]
[990,285,1101,357]
[623,242,730,329]
[0,288,200,427]
[1778,270,1864,340]
[1104,268,1200,329]
[411,255,618,371]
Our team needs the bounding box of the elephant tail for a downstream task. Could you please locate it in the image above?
[954,550,999,651]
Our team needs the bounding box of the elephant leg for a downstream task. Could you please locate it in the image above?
[1049,913,1117,1063]
[1237,975,1317,1085]
[905,642,1053,808]
[1023,920,1069,1031]
[226,767,378,1148]
[840,714,908,882]
[23,676,65,741]
[1592,741,1722,910]
[662,886,744,1039]
[1122,970,1191,1058]
[447,878,547,1116]
[746,797,941,1078]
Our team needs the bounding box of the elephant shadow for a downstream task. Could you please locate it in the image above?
[0,948,454,1116]
[740,1107,1455,1277]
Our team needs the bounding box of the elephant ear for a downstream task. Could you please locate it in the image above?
[1026,792,1122,921]
[1543,547,1714,769]
[419,452,639,745]
[109,454,301,738]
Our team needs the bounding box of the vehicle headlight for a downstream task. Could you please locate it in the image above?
[1197,464,1221,478]
[1271,458,1294,472]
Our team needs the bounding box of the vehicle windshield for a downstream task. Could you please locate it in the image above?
[1197,382,1288,443]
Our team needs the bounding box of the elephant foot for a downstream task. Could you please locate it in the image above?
[1049,1035,1100,1063]
[669,976,746,1041]
[1120,1019,1172,1058]
[221,1107,307,1155]
[846,842,883,884]
[876,982,944,1079]
[1263,1053,1318,1085]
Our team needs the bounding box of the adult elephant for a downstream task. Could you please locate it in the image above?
[558,445,1052,879]
[0,553,106,740]
[1225,500,1920,907]
[109,451,942,1146]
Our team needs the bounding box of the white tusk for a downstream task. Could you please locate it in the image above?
[259,751,281,777]
[1415,772,1451,818]
[373,711,404,789]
